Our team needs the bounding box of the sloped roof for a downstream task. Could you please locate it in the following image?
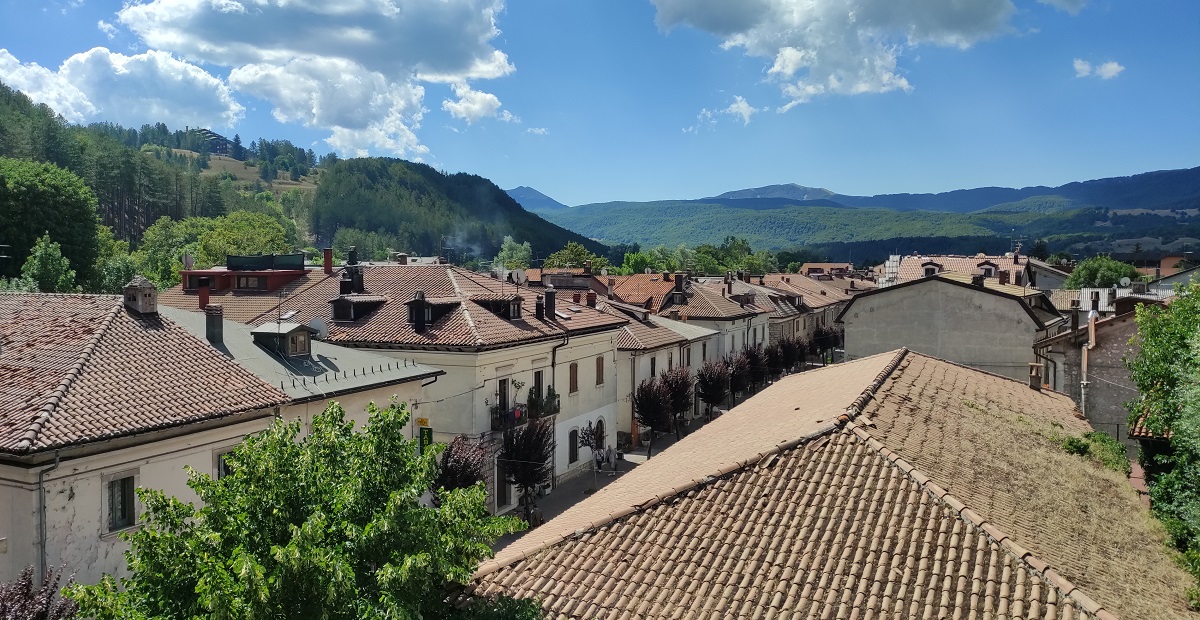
[897,253,1026,283]
[762,274,850,309]
[661,283,764,320]
[158,269,331,323]
[693,278,803,320]
[472,350,1194,618]
[159,266,627,350]
[0,293,289,456]
[596,301,687,352]
[608,273,681,311]
[838,273,1064,330]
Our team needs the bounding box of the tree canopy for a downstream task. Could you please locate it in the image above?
[67,400,529,619]
[494,235,532,269]
[542,241,611,271]
[20,234,78,293]
[1062,256,1142,289]
[0,156,98,283]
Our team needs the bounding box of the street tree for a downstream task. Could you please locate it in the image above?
[500,419,556,523]
[494,235,532,270]
[660,366,695,440]
[632,377,672,458]
[433,434,489,505]
[695,360,730,421]
[67,400,530,619]
[743,345,768,391]
[727,352,750,405]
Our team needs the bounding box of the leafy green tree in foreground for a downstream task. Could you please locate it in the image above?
[0,156,98,283]
[1063,255,1141,289]
[68,400,533,619]
[542,241,610,272]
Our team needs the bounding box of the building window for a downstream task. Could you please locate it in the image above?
[107,475,136,532]
[288,332,309,355]
[924,267,938,277]
[685,347,692,368]
[214,450,234,479]
[596,356,604,386]
[702,342,707,361]
[668,352,673,371]
[649,357,656,378]
[533,370,543,400]
[498,378,509,412]
[236,275,265,290]
[569,363,579,393]
[568,429,579,463]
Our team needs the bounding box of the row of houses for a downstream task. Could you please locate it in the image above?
[0,251,874,584]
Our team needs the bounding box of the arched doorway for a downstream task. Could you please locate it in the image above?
[594,418,606,450]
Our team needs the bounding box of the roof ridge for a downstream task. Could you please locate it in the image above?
[445,267,483,345]
[899,351,1085,418]
[15,301,123,453]
[843,418,1116,620]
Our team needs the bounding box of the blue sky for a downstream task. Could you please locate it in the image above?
[1,0,1196,206]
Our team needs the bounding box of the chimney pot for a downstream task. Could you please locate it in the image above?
[607,277,616,300]
[971,274,986,287]
[586,291,597,307]
[535,295,546,320]
[323,248,333,275]
[197,276,211,310]
[347,246,358,266]
[545,286,557,319]
[204,304,224,344]
[572,292,582,304]
[674,273,685,294]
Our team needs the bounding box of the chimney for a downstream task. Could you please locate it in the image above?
[1071,305,1079,335]
[347,246,358,266]
[411,291,427,333]
[545,286,556,319]
[535,295,545,320]
[586,291,597,307]
[352,267,365,294]
[323,248,333,275]
[197,276,211,309]
[758,275,765,286]
[397,252,409,265]
[572,291,582,304]
[1090,291,1100,312]
[339,273,353,296]
[726,278,733,296]
[123,275,158,315]
[1013,249,1020,264]
[663,271,671,282]
[850,280,856,290]
[998,271,1010,285]
[607,277,616,300]
[971,274,986,287]
[1028,363,1042,391]
[583,260,591,275]
[205,304,224,344]
[674,273,685,294]
[669,308,680,320]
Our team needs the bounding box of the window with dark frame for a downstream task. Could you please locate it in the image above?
[702,342,707,361]
[596,356,604,385]
[533,370,543,399]
[108,476,135,531]
[650,357,656,378]
[216,452,233,479]
[498,378,509,412]
[568,429,579,463]
[569,363,579,393]
[668,351,673,371]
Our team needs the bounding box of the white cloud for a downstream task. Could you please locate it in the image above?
[0,47,242,128]
[1074,57,1123,80]
[682,108,716,134]
[1039,0,1088,14]
[652,0,1032,109]
[723,96,757,125]
[97,20,118,39]
[114,0,514,156]
[441,82,516,124]
[1095,60,1124,79]
[526,127,547,135]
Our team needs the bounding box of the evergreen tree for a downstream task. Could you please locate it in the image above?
[230,133,244,161]
[22,234,79,293]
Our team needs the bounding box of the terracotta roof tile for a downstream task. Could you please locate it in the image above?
[761,274,851,309]
[897,254,1027,284]
[471,351,1195,618]
[0,293,289,454]
[159,266,627,349]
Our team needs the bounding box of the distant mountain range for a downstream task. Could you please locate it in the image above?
[516,166,1200,257]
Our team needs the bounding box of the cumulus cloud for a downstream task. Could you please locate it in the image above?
[1073,58,1092,77]
[723,96,757,125]
[0,47,242,127]
[1094,60,1124,79]
[526,127,548,135]
[441,82,516,124]
[1074,58,1123,79]
[113,0,515,156]
[97,20,118,39]
[652,0,1032,109]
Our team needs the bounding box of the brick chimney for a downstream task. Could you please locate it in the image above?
[607,277,616,299]
[997,271,1010,285]
[545,286,556,318]
[535,295,545,320]
[323,248,333,275]
[586,291,596,307]
[971,274,986,287]
[205,304,224,344]
[674,273,685,294]
[197,276,210,310]
[572,291,582,304]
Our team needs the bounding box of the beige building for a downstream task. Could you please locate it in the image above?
[0,281,440,585]
[160,256,628,512]
[837,272,1065,382]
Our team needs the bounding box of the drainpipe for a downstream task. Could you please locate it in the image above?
[630,350,639,447]
[38,451,61,578]
[548,334,568,491]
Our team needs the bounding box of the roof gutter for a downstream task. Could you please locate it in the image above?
[38,450,61,578]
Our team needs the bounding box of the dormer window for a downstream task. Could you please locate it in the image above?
[250,322,316,358]
[921,261,942,277]
[236,275,265,290]
[977,261,998,278]
[288,331,310,355]
[509,300,521,319]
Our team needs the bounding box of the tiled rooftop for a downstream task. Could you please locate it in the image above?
[762,274,851,309]
[472,350,1195,618]
[159,266,627,350]
[896,253,1027,283]
[0,293,289,454]
[596,301,687,351]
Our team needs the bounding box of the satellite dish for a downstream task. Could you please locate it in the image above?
[308,317,329,340]
[1119,277,1132,287]
[513,268,528,285]
[601,267,609,276]
[644,268,652,274]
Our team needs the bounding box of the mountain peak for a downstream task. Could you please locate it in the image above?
[505,186,569,211]
[711,184,836,201]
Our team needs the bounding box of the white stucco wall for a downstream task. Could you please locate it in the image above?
[841,280,1040,382]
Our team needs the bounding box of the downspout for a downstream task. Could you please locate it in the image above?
[549,335,568,490]
[38,451,61,578]
[630,350,639,447]
[1081,311,1098,418]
